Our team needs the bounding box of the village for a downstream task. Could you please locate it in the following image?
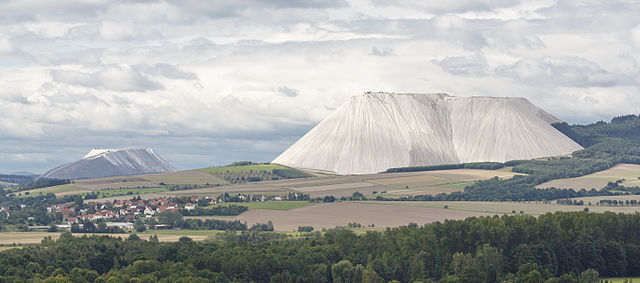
[25,192,300,231]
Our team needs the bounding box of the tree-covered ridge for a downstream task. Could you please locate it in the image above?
[0,211,637,282]
[552,114,640,147]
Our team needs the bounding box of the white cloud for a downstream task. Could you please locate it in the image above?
[50,65,164,92]
[632,25,640,47]
[0,38,15,54]
[496,56,637,87]
[434,54,488,76]
[99,21,161,41]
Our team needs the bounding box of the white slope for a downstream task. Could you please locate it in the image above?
[39,148,175,180]
[273,92,583,175]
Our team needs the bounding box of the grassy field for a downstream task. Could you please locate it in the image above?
[184,201,317,220]
[17,186,89,197]
[240,201,316,210]
[94,187,171,198]
[538,163,640,190]
[199,163,307,184]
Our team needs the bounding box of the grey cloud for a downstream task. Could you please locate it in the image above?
[276,86,300,97]
[36,48,104,66]
[434,54,488,77]
[99,21,162,41]
[370,0,520,13]
[496,56,637,87]
[370,46,395,56]
[266,0,349,8]
[134,64,199,80]
[50,65,164,92]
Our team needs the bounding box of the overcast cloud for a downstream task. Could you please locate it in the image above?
[1,0,640,173]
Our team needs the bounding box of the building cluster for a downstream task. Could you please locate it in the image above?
[45,193,294,224]
[47,196,210,223]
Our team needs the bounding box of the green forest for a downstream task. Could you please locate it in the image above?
[0,211,636,282]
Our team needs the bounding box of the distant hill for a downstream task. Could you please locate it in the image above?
[39,148,175,180]
[11,171,38,177]
[0,174,35,185]
[274,92,582,174]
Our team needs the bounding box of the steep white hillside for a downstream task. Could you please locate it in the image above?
[40,148,174,180]
[273,92,583,175]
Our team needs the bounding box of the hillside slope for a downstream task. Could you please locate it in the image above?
[273,92,582,174]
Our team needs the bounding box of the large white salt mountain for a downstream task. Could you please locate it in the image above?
[39,148,174,180]
[273,92,583,175]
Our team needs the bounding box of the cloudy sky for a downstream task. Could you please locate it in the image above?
[2,0,640,174]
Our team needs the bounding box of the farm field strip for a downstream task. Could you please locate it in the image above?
[0,232,212,245]
[538,163,640,190]
[210,202,492,231]
[204,201,316,211]
[293,181,375,192]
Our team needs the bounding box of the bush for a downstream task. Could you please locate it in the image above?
[272,169,312,179]
[297,226,314,232]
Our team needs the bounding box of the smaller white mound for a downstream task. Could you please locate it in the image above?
[39,148,175,180]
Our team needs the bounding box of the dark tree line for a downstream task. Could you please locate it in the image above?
[1,211,638,282]
[181,205,248,216]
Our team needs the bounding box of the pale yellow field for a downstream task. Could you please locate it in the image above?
[0,232,211,246]
[294,182,375,192]
[538,164,640,190]
[213,202,491,231]
[204,197,640,232]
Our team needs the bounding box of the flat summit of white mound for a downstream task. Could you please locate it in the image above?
[273,92,582,175]
[40,148,175,180]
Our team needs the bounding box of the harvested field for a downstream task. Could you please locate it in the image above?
[538,164,640,190]
[211,202,491,231]
[0,232,212,246]
[294,182,375,193]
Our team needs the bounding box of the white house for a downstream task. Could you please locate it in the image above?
[144,206,155,216]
